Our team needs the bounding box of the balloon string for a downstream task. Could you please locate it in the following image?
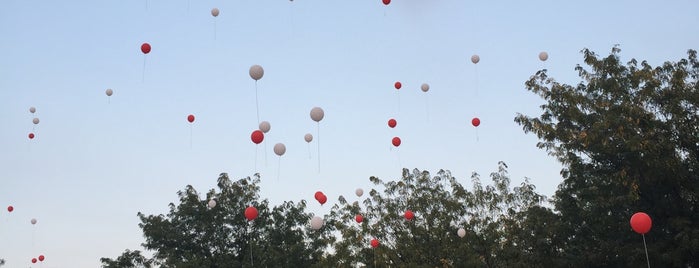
[264,140,268,167]
[254,145,258,173]
[474,65,479,98]
[190,124,193,150]
[476,128,479,142]
[108,96,111,104]
[277,156,281,181]
[255,81,260,124]
[142,55,147,83]
[317,122,321,174]
[425,94,430,123]
[643,234,651,268]
[308,143,311,159]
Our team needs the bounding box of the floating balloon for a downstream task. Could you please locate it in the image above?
[273,143,286,156]
[404,210,414,221]
[31,218,37,225]
[141,43,151,54]
[211,8,219,17]
[259,121,271,133]
[371,238,380,248]
[382,0,390,5]
[471,117,481,127]
[249,65,264,81]
[355,214,363,223]
[29,107,36,114]
[421,83,430,92]
[457,228,466,238]
[304,133,313,143]
[28,133,35,140]
[38,255,45,262]
[105,88,113,97]
[310,107,324,122]
[310,216,324,230]
[32,118,39,124]
[244,206,258,221]
[187,114,195,123]
[355,188,364,197]
[251,130,264,144]
[7,206,13,212]
[208,199,217,208]
[630,212,652,234]
[394,81,402,90]
[32,258,37,264]
[538,51,549,61]
[392,137,401,147]
[471,54,480,64]
[387,118,397,128]
[314,191,328,205]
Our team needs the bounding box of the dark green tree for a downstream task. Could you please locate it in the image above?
[100,250,153,268]
[516,47,698,267]
[326,162,552,268]
[101,173,335,268]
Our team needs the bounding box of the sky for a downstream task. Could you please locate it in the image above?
[1,0,698,267]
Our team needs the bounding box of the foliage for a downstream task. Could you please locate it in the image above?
[100,250,153,268]
[101,173,334,268]
[515,47,699,267]
[327,162,553,268]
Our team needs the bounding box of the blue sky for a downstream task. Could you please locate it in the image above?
[1,0,697,266]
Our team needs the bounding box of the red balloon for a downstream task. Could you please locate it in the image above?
[314,191,323,201]
[471,117,481,127]
[404,210,414,221]
[251,130,264,144]
[355,214,363,223]
[387,118,397,128]
[392,137,401,147]
[187,114,195,123]
[244,206,258,221]
[7,205,13,212]
[382,0,390,6]
[317,194,327,205]
[28,133,35,139]
[371,238,380,248]
[630,212,652,234]
[141,43,151,54]
[394,81,401,90]
[38,255,45,262]
[32,258,37,264]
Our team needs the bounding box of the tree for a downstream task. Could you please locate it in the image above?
[326,162,553,268]
[100,250,153,268]
[515,47,698,267]
[101,173,335,268]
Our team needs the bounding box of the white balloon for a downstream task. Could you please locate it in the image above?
[310,107,324,122]
[457,228,466,238]
[211,8,220,17]
[421,83,430,92]
[310,216,324,230]
[29,107,36,114]
[106,88,113,96]
[249,65,264,81]
[304,133,313,143]
[32,118,40,125]
[31,218,37,225]
[471,54,480,64]
[355,188,364,197]
[539,51,549,61]
[259,121,271,133]
[273,143,286,156]
[208,199,217,208]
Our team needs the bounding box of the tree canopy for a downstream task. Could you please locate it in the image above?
[515,47,698,267]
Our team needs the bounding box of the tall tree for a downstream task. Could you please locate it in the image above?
[326,162,552,268]
[101,173,334,268]
[515,47,698,267]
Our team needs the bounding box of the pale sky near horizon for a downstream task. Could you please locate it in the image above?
[1,0,698,267]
